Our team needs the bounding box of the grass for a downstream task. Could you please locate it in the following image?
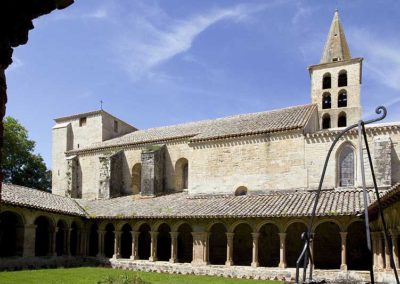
[0,267,282,284]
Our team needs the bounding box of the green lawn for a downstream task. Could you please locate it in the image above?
[0,267,282,284]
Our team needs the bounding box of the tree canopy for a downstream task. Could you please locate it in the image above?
[2,116,51,191]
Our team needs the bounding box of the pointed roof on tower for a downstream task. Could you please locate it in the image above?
[320,10,351,64]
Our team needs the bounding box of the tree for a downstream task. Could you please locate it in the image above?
[2,116,51,191]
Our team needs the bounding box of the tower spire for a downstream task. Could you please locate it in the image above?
[320,10,351,63]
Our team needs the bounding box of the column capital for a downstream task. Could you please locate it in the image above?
[130,231,140,238]
[24,224,37,230]
[170,231,179,238]
[150,231,159,237]
[340,231,348,238]
[113,230,122,237]
[226,232,234,239]
[278,232,287,239]
[251,232,260,239]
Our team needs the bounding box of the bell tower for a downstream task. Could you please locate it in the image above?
[309,10,363,130]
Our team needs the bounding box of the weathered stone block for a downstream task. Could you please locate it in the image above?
[141,145,165,197]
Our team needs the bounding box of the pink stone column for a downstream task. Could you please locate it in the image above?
[340,232,347,271]
[279,233,287,268]
[149,231,159,262]
[251,233,260,267]
[113,231,122,259]
[169,231,179,263]
[225,232,234,266]
[130,231,140,260]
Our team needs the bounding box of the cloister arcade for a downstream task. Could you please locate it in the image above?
[0,207,398,272]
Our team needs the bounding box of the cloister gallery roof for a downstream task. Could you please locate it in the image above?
[69,104,317,154]
[3,183,398,219]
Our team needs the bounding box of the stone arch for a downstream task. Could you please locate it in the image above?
[0,211,24,257]
[131,163,141,194]
[34,216,53,256]
[56,219,68,256]
[338,89,348,108]
[338,111,347,127]
[209,223,227,265]
[347,221,371,270]
[229,220,254,233]
[120,223,132,259]
[338,70,348,87]
[322,72,331,89]
[157,223,171,261]
[233,223,253,266]
[322,92,331,109]
[258,223,280,267]
[314,221,341,269]
[175,158,189,191]
[70,221,79,256]
[234,186,248,196]
[256,220,282,233]
[104,223,115,258]
[138,223,151,260]
[285,222,308,267]
[89,223,99,256]
[322,113,331,129]
[177,223,193,263]
[336,142,356,188]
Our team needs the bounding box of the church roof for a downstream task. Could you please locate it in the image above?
[69,104,317,153]
[320,10,351,64]
[0,183,87,217]
[75,188,377,219]
[368,183,400,219]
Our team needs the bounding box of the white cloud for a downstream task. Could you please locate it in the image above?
[115,3,271,81]
[6,56,23,73]
[349,28,400,91]
[86,8,108,20]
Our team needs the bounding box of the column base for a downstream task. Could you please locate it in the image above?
[340,264,347,271]
[251,262,259,268]
[149,256,158,262]
[225,260,233,266]
[169,258,177,263]
[191,260,208,266]
[130,255,139,260]
[279,262,287,269]
[112,254,121,259]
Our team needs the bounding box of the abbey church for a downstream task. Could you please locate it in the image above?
[1,11,399,282]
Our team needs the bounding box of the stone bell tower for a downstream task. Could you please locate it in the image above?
[309,10,363,130]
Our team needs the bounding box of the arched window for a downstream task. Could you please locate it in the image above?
[322,114,331,129]
[338,91,347,108]
[322,73,331,89]
[338,70,347,87]
[338,112,347,127]
[131,163,141,194]
[322,93,331,109]
[235,186,248,196]
[175,158,188,191]
[338,144,355,187]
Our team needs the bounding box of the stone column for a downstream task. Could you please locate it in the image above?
[23,224,37,257]
[50,228,57,256]
[225,232,234,266]
[372,232,379,270]
[97,230,105,257]
[385,236,392,270]
[392,233,399,270]
[340,232,347,271]
[279,233,287,268]
[378,232,385,270]
[169,231,178,263]
[130,231,140,260]
[191,232,208,265]
[251,233,260,267]
[149,231,158,262]
[113,231,122,259]
[65,228,71,256]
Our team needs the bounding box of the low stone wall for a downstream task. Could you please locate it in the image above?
[0,256,90,271]
[108,259,374,283]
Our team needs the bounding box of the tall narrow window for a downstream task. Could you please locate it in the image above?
[338,71,347,87]
[175,158,188,191]
[79,117,87,127]
[131,163,141,194]
[338,112,347,127]
[322,73,331,89]
[338,91,347,108]
[322,114,331,129]
[338,145,355,187]
[322,93,331,109]
[114,120,118,132]
[183,163,188,189]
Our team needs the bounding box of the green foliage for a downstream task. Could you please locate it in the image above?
[2,116,51,191]
[97,273,149,284]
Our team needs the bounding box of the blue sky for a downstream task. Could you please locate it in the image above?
[5,0,400,167]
